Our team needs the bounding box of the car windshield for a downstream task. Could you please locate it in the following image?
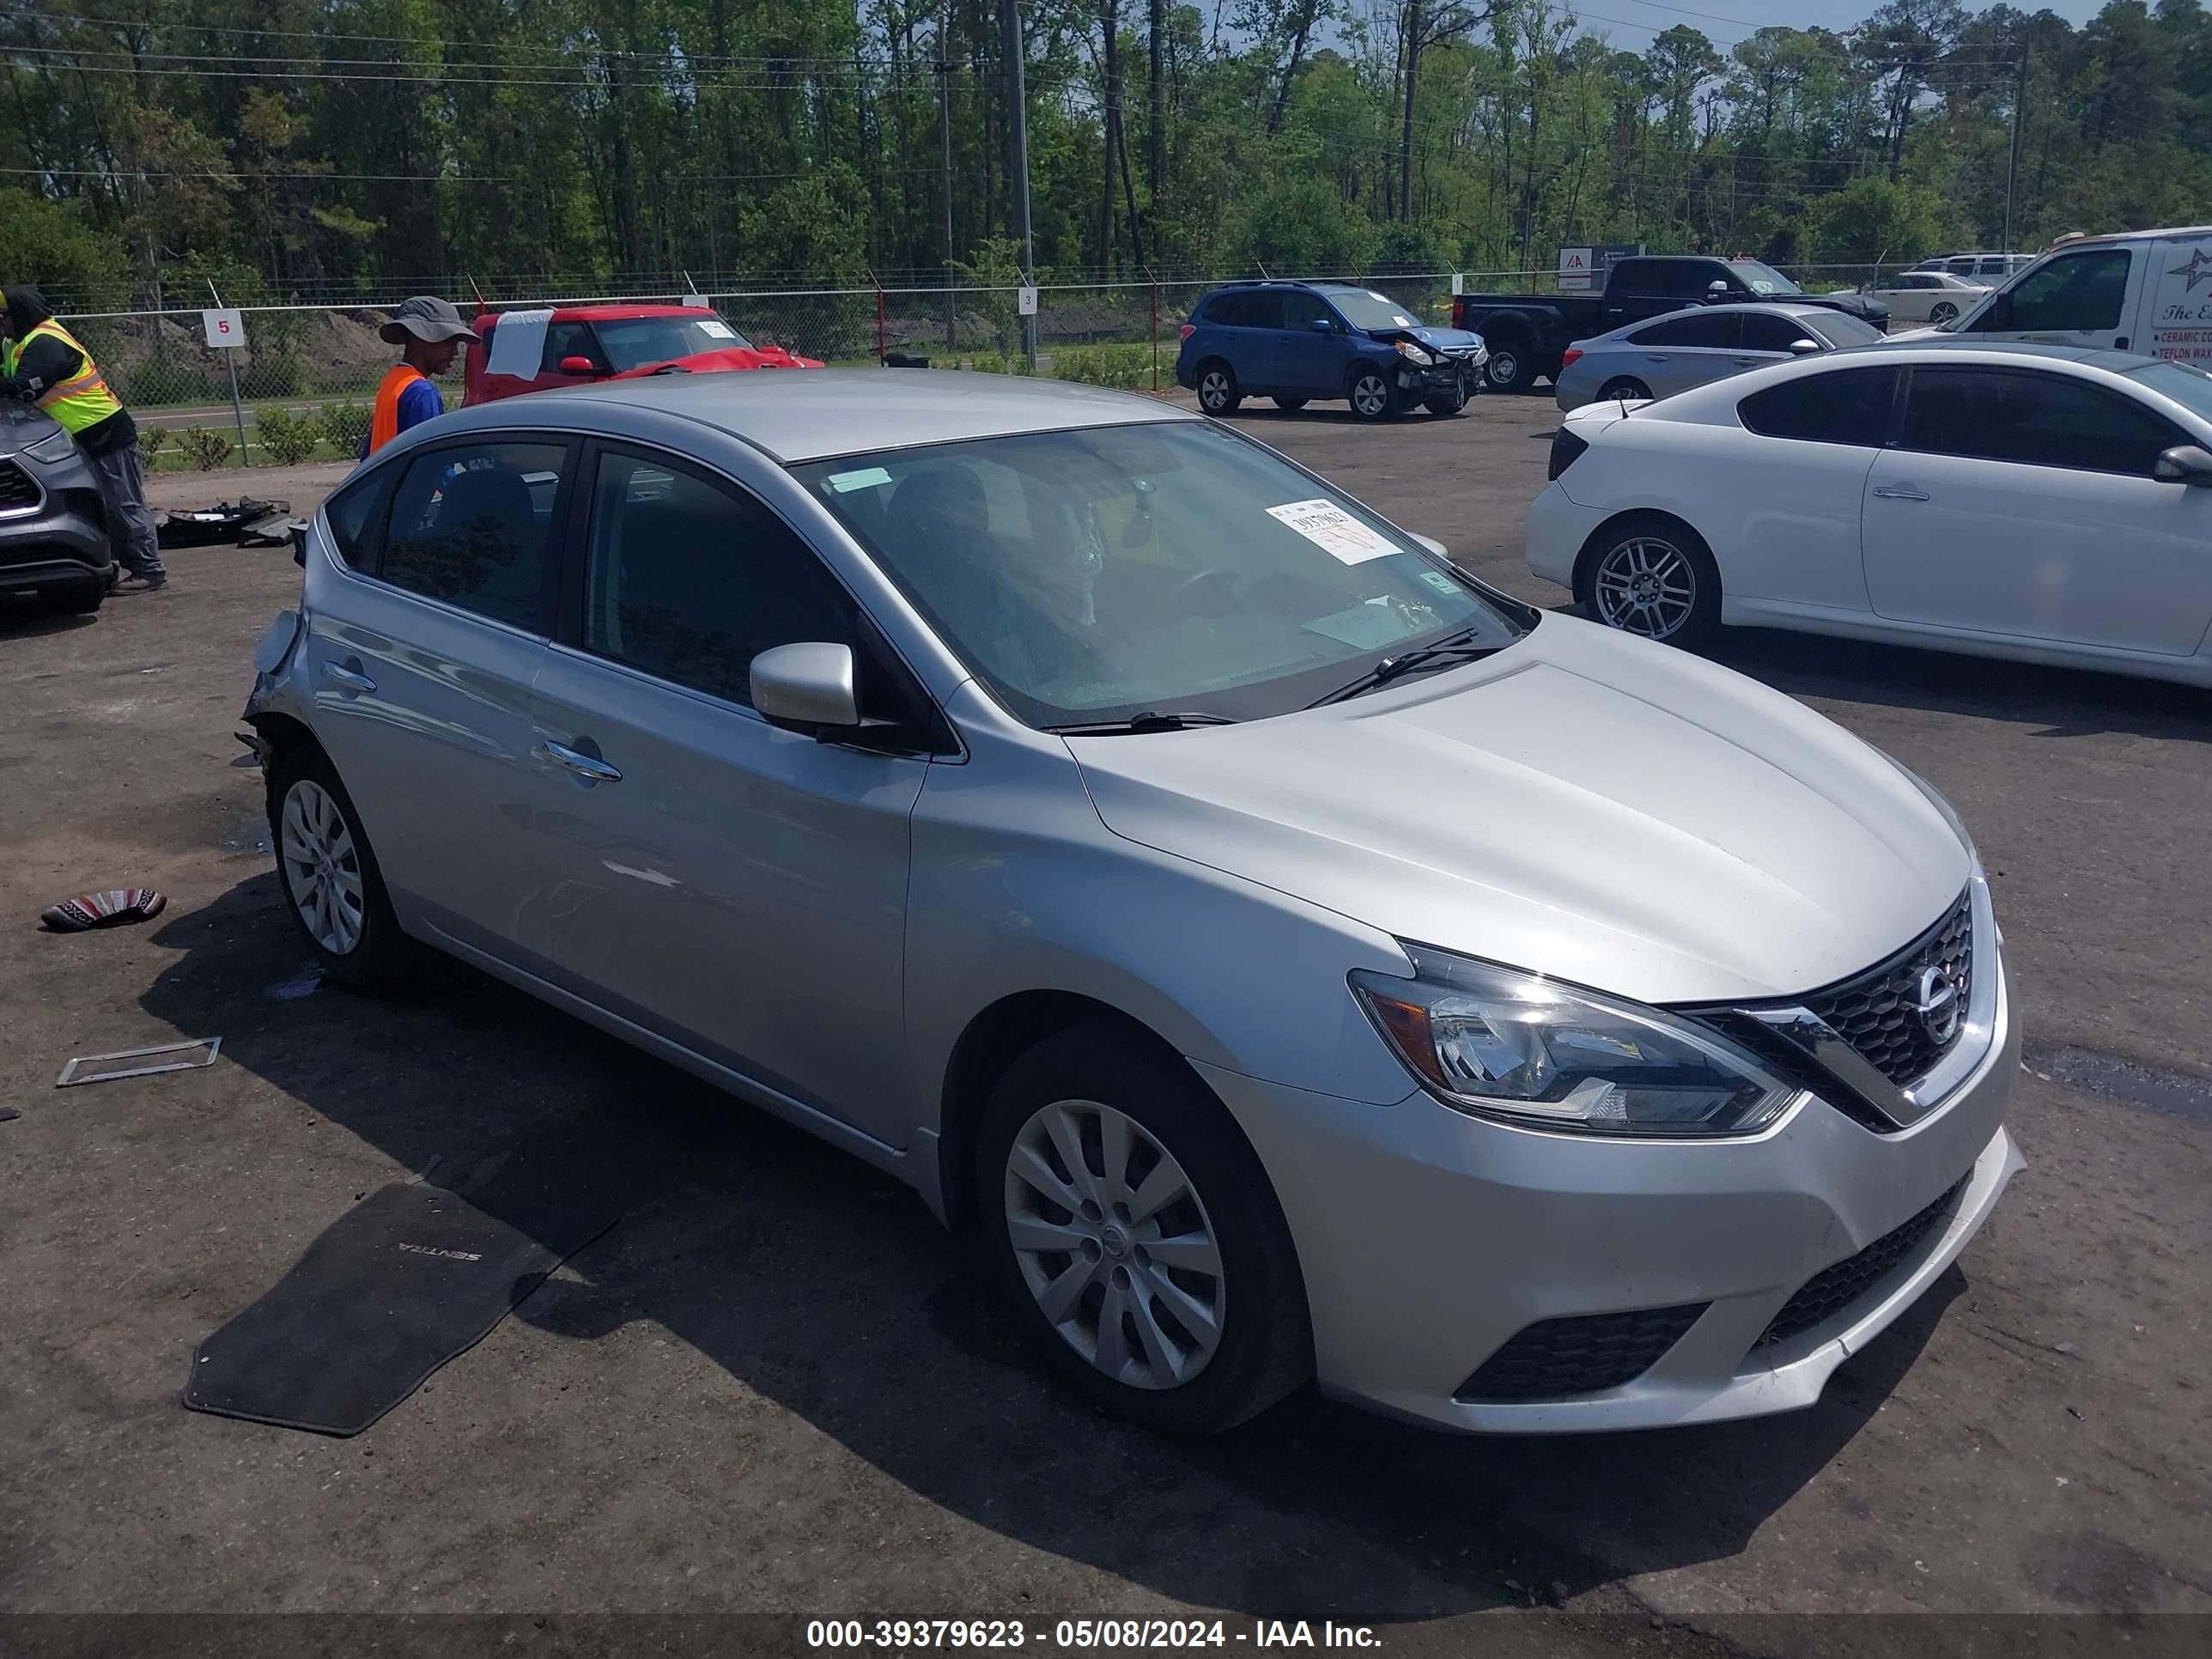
[1325,289,1424,331]
[1814,313,1886,346]
[594,313,754,369]
[1729,260,1803,295]
[796,422,1526,728]
[2127,360,2212,424]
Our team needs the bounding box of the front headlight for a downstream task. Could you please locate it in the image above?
[1351,946,1801,1138]
[24,428,76,464]
[1394,339,1437,367]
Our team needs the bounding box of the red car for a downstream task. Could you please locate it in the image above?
[462,303,822,406]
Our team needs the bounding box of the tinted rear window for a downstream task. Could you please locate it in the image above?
[1739,366,1899,447]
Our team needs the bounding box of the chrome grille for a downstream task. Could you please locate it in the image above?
[1802,890,1973,1088]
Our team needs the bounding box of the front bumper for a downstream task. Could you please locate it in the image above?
[1394,349,1486,393]
[1195,951,2021,1433]
[0,459,113,592]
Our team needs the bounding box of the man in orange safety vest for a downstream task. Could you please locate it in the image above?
[366,295,481,458]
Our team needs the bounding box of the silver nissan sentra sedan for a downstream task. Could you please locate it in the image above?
[242,370,2022,1436]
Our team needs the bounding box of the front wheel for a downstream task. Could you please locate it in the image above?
[1423,379,1469,416]
[975,1022,1312,1436]
[1347,366,1398,421]
[270,744,414,987]
[1577,515,1722,649]
[37,578,105,615]
[1196,362,1241,416]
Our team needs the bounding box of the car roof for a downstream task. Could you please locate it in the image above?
[435,367,1199,463]
[1594,301,1850,336]
[1870,340,2155,370]
[482,303,717,326]
[2056,225,2212,246]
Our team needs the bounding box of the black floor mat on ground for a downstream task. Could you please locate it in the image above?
[184,1179,614,1435]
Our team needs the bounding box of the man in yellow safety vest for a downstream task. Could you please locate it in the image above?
[1,285,165,588]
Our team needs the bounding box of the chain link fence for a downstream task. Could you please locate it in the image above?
[57,264,1903,470]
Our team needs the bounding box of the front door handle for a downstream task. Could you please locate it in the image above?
[1872,483,1931,501]
[1731,356,1764,366]
[1644,354,1670,363]
[320,660,376,695]
[534,740,623,783]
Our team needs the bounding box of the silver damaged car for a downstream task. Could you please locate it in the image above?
[242,371,2022,1435]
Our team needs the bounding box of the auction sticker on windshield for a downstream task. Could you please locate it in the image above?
[1267,498,1401,564]
[698,319,738,339]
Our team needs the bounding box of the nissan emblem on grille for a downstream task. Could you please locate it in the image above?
[1914,964,1961,1046]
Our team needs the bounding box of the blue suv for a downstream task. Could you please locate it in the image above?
[1175,282,1489,422]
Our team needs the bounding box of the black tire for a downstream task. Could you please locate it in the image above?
[1272,397,1308,411]
[1929,301,1959,325]
[974,1021,1312,1436]
[1484,339,1539,394]
[1346,363,1399,422]
[1574,512,1723,650]
[36,578,105,615]
[267,743,415,988]
[1422,379,1469,416]
[1595,377,1651,404]
[1195,361,1241,416]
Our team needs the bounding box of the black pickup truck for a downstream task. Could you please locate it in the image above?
[1450,255,1891,393]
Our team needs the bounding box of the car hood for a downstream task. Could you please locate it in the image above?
[1370,323,1486,353]
[611,345,824,378]
[1068,615,1970,1006]
[0,404,66,459]
[1793,291,1888,322]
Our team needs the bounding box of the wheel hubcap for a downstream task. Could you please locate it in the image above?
[280,779,366,955]
[1201,372,1229,407]
[1490,352,1518,384]
[1354,377,1387,415]
[1003,1098,1225,1390]
[1595,537,1696,639]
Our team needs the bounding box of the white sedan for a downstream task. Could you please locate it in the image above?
[1864,270,1991,325]
[1526,343,2212,687]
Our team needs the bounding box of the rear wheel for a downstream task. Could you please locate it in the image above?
[1596,377,1651,404]
[1929,301,1959,325]
[1485,341,1538,394]
[1347,365,1398,421]
[269,744,414,988]
[1196,362,1241,416]
[1272,397,1308,411]
[1576,514,1722,649]
[975,1022,1312,1436]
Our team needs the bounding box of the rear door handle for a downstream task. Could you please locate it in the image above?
[1644,354,1670,362]
[319,660,376,695]
[1871,483,1931,501]
[1731,356,1764,366]
[534,739,623,783]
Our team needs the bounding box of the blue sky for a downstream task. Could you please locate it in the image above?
[1561,0,2108,52]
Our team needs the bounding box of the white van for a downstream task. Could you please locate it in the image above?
[1912,226,2212,362]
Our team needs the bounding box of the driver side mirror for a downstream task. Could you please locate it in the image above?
[1790,338,1822,355]
[751,642,860,735]
[559,355,605,376]
[2154,444,2212,487]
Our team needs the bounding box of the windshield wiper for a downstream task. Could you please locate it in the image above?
[1048,710,1241,735]
[1306,630,1500,708]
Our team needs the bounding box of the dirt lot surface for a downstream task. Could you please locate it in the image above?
[4,392,2208,1656]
